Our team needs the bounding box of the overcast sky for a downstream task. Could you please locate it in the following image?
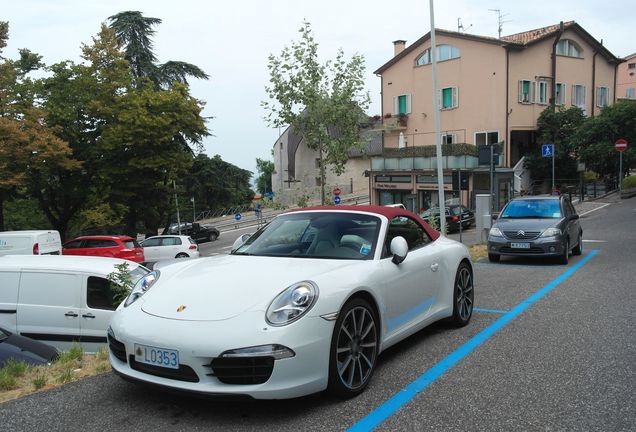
[3,0,633,179]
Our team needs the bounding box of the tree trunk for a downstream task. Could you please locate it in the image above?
[319,144,326,205]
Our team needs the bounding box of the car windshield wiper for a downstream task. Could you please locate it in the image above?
[231,251,254,256]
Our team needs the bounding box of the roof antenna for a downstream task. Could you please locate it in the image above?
[488,8,511,39]
[457,17,472,33]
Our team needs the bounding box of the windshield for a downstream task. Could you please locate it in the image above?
[233,212,381,260]
[130,265,151,284]
[500,199,562,219]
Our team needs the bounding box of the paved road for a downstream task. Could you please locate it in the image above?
[2,197,634,431]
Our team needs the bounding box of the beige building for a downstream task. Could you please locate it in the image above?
[616,52,636,100]
[271,122,381,207]
[371,21,621,211]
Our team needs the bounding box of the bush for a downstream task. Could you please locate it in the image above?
[57,343,84,365]
[623,176,636,189]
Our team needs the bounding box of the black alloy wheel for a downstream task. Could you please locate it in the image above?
[209,232,218,242]
[328,298,379,398]
[450,262,474,326]
[572,231,583,256]
[559,239,569,265]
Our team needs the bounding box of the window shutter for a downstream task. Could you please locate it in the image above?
[406,94,412,114]
[437,89,442,110]
[393,96,399,115]
[453,87,458,108]
[531,82,536,103]
[518,81,523,102]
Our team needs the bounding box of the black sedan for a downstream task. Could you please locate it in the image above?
[162,222,219,243]
[419,205,475,232]
[487,195,582,264]
[0,327,59,367]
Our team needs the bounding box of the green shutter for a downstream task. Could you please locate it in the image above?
[442,88,452,108]
[398,95,407,114]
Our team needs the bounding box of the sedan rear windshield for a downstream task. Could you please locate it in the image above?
[124,240,141,248]
[500,199,562,219]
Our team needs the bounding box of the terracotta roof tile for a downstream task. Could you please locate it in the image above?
[502,21,575,45]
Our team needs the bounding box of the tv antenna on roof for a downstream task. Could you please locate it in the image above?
[488,8,511,39]
[457,18,472,33]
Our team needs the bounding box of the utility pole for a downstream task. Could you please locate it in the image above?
[430,0,446,233]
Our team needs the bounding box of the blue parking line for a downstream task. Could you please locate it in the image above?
[347,250,599,432]
[473,308,508,314]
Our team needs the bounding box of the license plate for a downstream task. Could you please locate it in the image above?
[510,242,530,249]
[134,343,179,369]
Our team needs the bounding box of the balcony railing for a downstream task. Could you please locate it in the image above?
[371,144,503,170]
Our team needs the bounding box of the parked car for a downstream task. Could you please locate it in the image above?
[108,205,473,399]
[162,222,219,243]
[487,195,582,264]
[419,205,475,232]
[62,235,145,263]
[140,235,200,262]
[0,327,59,367]
[0,255,150,352]
[0,230,62,256]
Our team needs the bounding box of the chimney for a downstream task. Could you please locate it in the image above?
[393,40,406,56]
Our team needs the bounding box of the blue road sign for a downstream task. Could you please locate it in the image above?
[264,192,274,198]
[542,144,554,157]
[256,203,262,210]
[234,213,242,221]
[334,196,341,205]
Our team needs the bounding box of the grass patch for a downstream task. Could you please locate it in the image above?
[0,344,112,404]
[469,244,488,262]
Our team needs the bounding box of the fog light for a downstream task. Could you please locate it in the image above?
[220,344,295,360]
[549,246,555,252]
[491,246,496,250]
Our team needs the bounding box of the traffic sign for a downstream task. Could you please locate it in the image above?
[542,144,554,157]
[234,213,241,221]
[333,196,341,205]
[333,187,341,196]
[615,139,628,152]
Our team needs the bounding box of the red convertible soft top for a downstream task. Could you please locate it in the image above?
[289,205,441,241]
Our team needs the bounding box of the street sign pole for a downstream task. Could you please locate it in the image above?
[458,169,462,244]
[489,144,494,218]
[619,150,623,193]
[552,145,555,193]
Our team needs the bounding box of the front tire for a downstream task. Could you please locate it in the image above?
[328,298,379,398]
[572,232,583,256]
[208,232,218,242]
[559,239,569,265]
[450,262,474,327]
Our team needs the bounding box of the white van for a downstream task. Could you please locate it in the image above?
[0,255,149,352]
[0,230,62,256]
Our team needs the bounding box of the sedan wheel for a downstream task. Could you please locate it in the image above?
[209,232,218,242]
[328,298,378,398]
[175,253,189,259]
[572,232,583,256]
[450,262,474,327]
[559,240,569,265]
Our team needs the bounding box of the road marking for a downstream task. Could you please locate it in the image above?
[473,308,508,314]
[582,239,607,243]
[347,250,599,432]
[579,203,611,216]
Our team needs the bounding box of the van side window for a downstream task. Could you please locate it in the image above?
[87,277,118,310]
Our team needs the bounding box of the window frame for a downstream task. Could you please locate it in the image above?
[537,80,549,105]
[439,86,458,110]
[474,130,500,146]
[518,80,536,104]
[393,94,412,115]
[572,84,586,112]
[627,88,635,99]
[556,39,583,58]
[415,44,460,66]
[441,133,456,144]
[555,82,566,106]
[596,86,609,108]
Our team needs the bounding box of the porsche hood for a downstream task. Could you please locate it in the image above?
[140,255,360,321]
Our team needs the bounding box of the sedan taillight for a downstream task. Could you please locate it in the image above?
[189,245,198,250]
[450,215,459,222]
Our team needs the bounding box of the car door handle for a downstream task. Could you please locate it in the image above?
[430,263,439,272]
[64,311,78,317]
[82,313,96,319]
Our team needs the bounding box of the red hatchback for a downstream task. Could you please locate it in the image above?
[62,235,145,263]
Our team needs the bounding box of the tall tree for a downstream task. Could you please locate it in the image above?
[263,21,370,204]
[108,11,209,89]
[255,157,274,194]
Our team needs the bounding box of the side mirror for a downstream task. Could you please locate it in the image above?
[569,214,579,220]
[231,233,253,252]
[390,236,408,265]
[492,212,499,220]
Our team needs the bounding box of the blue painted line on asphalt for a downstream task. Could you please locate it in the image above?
[473,308,508,314]
[347,250,599,432]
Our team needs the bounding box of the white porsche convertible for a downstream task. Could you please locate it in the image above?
[108,206,474,399]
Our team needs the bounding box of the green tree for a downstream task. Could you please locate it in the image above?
[255,157,274,194]
[107,11,209,89]
[524,106,586,186]
[575,101,636,181]
[263,21,370,204]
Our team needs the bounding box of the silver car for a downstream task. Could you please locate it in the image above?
[487,195,582,264]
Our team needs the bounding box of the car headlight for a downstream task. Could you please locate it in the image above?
[124,271,160,307]
[540,228,561,238]
[266,281,319,326]
[489,227,503,237]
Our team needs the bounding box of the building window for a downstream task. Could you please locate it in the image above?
[537,81,549,105]
[315,177,322,187]
[415,44,460,66]
[315,158,321,169]
[393,94,411,115]
[441,133,456,144]
[628,63,635,70]
[555,82,566,105]
[439,87,458,110]
[518,80,535,104]
[627,88,635,99]
[572,85,586,112]
[556,39,583,58]
[596,86,609,108]
[475,131,499,146]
